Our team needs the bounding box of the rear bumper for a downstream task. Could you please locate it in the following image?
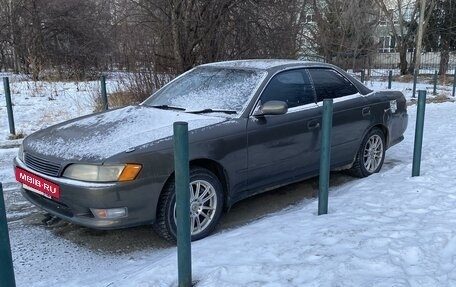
[15,157,163,230]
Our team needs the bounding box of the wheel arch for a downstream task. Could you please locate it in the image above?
[371,124,388,147]
[349,124,388,167]
[190,158,230,209]
[153,158,228,242]
[346,124,388,177]
[158,158,230,210]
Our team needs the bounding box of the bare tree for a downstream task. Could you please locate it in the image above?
[307,0,379,70]
[108,0,306,99]
[424,0,456,74]
[3,0,111,79]
[1,0,306,83]
[374,0,435,74]
[0,0,19,72]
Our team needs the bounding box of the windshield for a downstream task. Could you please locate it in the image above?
[143,67,267,114]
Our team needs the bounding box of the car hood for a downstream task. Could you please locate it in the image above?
[24,105,226,161]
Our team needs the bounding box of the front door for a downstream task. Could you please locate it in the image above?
[246,69,321,193]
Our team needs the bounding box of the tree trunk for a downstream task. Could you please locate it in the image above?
[399,46,408,75]
[171,1,185,74]
[439,38,450,75]
[408,48,416,74]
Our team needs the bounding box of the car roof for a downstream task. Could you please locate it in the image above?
[201,59,335,72]
[201,59,372,95]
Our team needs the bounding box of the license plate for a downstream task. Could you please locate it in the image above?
[15,167,60,199]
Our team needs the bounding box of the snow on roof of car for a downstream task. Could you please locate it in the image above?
[202,59,318,70]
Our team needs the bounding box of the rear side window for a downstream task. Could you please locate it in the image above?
[260,69,315,108]
[307,68,359,102]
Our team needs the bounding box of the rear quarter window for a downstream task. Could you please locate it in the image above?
[308,68,359,102]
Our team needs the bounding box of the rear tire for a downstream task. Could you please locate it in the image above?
[153,167,224,242]
[348,128,385,178]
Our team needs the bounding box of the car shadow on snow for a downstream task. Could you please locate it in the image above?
[22,172,355,254]
[218,172,354,231]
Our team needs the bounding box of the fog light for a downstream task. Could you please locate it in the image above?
[91,207,127,219]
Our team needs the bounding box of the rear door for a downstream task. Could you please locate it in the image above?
[307,68,372,166]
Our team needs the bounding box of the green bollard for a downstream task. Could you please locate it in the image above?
[412,90,426,177]
[453,68,456,98]
[0,183,17,287]
[318,99,333,215]
[3,77,16,135]
[100,75,108,111]
[388,70,392,89]
[433,71,437,95]
[412,69,418,98]
[173,122,192,287]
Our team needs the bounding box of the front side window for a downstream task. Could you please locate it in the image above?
[260,69,315,108]
[307,68,359,102]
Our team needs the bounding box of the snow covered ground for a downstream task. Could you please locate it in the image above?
[0,73,119,142]
[1,75,456,286]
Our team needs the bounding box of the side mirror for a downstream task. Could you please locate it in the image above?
[254,100,288,116]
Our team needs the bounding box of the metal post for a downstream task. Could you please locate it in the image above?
[318,99,333,215]
[360,70,365,83]
[412,90,426,177]
[100,75,108,111]
[3,77,16,135]
[433,71,437,95]
[173,122,192,287]
[412,69,418,98]
[0,183,17,287]
[453,68,456,98]
[388,70,392,89]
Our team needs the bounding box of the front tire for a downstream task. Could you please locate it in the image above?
[348,128,385,178]
[153,167,224,242]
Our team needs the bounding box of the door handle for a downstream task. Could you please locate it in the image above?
[362,107,371,117]
[307,120,320,130]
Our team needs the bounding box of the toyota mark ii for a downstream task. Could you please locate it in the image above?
[14,60,408,241]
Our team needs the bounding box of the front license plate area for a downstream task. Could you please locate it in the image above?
[15,167,60,199]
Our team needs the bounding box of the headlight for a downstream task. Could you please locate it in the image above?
[63,164,142,182]
[18,144,24,162]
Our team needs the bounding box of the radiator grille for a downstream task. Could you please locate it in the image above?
[24,153,61,177]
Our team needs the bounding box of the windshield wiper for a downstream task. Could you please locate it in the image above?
[186,108,237,115]
[150,104,186,111]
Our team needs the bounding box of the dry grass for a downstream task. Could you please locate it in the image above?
[8,131,25,140]
[393,73,454,85]
[438,75,455,86]
[394,74,414,82]
[109,90,144,107]
[92,90,143,112]
[427,94,454,104]
[408,93,455,106]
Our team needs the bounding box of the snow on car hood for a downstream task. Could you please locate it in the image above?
[25,105,226,161]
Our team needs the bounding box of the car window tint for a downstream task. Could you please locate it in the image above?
[260,69,315,108]
[307,68,359,102]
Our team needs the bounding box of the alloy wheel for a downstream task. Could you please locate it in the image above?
[174,179,217,236]
[363,134,384,173]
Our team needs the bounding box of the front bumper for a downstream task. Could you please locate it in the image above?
[14,157,164,229]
